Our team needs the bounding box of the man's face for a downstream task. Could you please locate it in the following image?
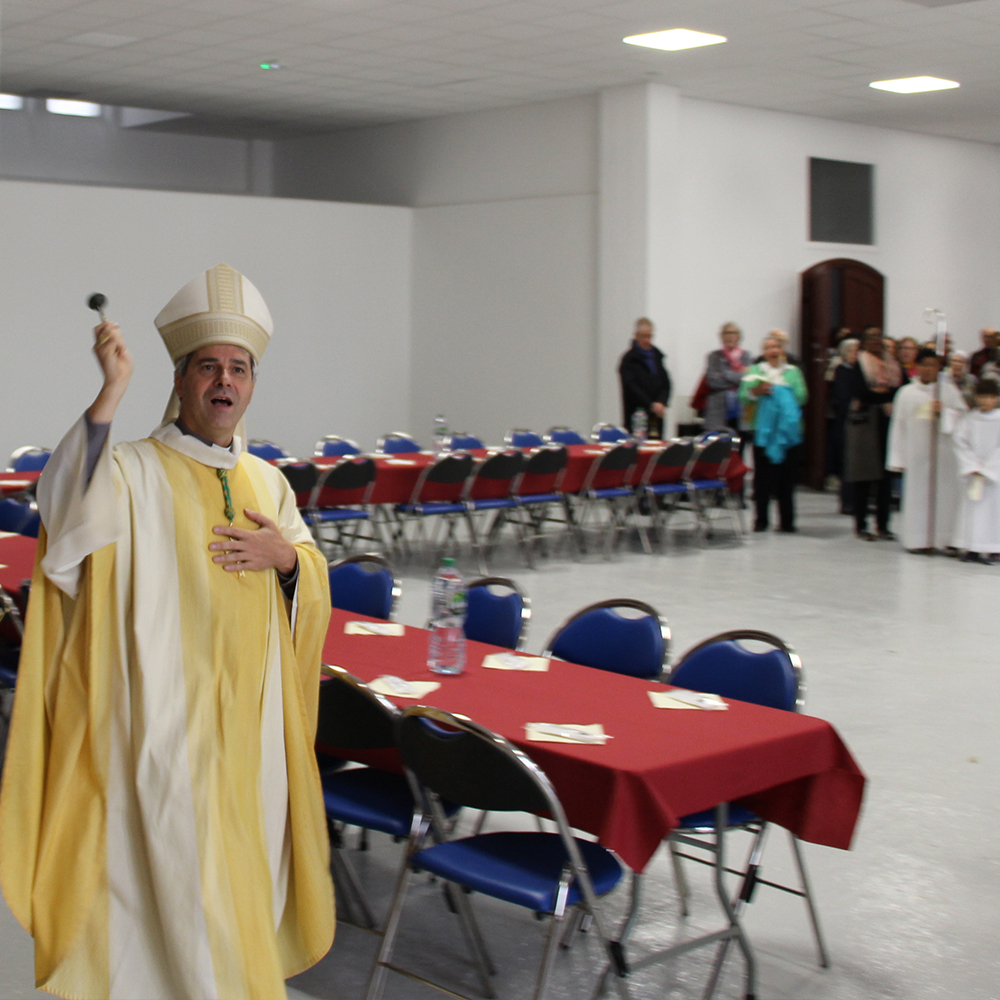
[175,344,255,446]
[917,357,941,384]
[635,323,654,349]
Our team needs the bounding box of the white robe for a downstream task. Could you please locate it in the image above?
[952,408,1000,553]
[885,378,966,549]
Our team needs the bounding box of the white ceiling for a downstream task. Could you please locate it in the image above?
[3,0,1000,143]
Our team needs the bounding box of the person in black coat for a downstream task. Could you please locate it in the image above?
[619,317,671,438]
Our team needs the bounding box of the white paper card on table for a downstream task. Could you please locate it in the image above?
[385,459,417,466]
[482,651,550,672]
[344,621,405,637]
[525,723,610,745]
[369,675,441,699]
[0,531,18,540]
[648,689,727,711]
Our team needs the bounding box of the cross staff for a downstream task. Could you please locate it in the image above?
[922,308,948,551]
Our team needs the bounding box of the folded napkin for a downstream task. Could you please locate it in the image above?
[482,652,550,672]
[525,723,610,745]
[648,689,727,711]
[369,675,441,699]
[344,621,405,636]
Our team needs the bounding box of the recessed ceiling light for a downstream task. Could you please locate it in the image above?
[869,76,960,94]
[259,62,283,70]
[0,93,25,110]
[623,29,727,52]
[46,98,102,117]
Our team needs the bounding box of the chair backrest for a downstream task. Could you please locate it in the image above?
[316,435,361,457]
[505,429,545,449]
[378,432,422,454]
[580,441,638,493]
[397,706,557,816]
[591,422,629,443]
[516,444,568,496]
[544,599,670,679]
[9,446,51,473]
[464,449,524,501]
[311,456,377,507]
[328,553,401,619]
[450,433,484,451]
[317,664,400,749]
[279,461,319,500]
[687,435,733,482]
[247,439,288,461]
[668,630,802,712]
[642,439,695,487]
[464,576,530,650]
[412,452,475,504]
[544,426,587,446]
[0,499,40,538]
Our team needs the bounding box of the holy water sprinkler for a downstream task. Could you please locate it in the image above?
[87,293,108,322]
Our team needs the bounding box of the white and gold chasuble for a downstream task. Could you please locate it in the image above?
[0,417,334,999]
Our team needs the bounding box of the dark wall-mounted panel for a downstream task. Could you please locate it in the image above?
[809,157,873,245]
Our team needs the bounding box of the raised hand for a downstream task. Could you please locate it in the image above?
[86,322,134,423]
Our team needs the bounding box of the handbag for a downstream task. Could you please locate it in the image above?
[691,374,710,415]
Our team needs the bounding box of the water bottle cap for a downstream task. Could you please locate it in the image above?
[441,557,456,567]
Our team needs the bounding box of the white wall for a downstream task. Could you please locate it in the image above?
[665,99,1000,416]
[0,180,411,463]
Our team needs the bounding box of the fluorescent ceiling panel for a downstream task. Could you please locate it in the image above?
[623,29,727,52]
[46,98,103,116]
[869,76,960,93]
[0,93,25,110]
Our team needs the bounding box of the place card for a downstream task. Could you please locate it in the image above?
[648,689,727,711]
[482,651,550,672]
[525,723,610,745]
[344,621,405,636]
[369,675,440,699]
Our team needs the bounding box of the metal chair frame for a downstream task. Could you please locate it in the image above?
[504,428,545,449]
[377,432,422,454]
[635,439,697,552]
[366,705,631,1000]
[314,435,362,457]
[449,432,485,451]
[505,445,575,568]
[683,435,744,540]
[543,426,587,446]
[327,552,401,621]
[590,423,629,444]
[247,438,290,461]
[572,442,639,558]
[543,598,671,681]
[461,449,525,574]
[7,446,52,473]
[663,630,827,993]
[304,455,381,557]
[463,576,531,651]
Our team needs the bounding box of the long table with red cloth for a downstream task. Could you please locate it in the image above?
[0,534,38,596]
[321,607,864,874]
[0,471,41,497]
[306,442,747,509]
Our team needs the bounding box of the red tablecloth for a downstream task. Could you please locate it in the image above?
[0,471,41,497]
[0,534,37,595]
[306,444,747,508]
[321,608,865,873]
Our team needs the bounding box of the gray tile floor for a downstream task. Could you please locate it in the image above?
[2,490,998,999]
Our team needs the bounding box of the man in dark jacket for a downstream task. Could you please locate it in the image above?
[619,317,671,438]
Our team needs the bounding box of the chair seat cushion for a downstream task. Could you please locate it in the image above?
[321,767,416,838]
[516,493,561,504]
[676,804,760,831]
[690,479,725,490]
[396,502,466,515]
[412,831,623,913]
[0,664,17,687]
[305,509,370,524]
[468,498,517,510]
[588,488,633,500]
[645,483,687,495]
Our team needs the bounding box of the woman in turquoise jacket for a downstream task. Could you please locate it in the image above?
[739,332,809,532]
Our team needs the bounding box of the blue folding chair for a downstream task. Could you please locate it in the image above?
[544,426,586,445]
[635,438,696,552]
[0,499,40,538]
[572,441,638,557]
[315,435,361,457]
[591,422,629,443]
[328,553,400,620]
[462,449,524,573]
[393,451,475,563]
[449,432,484,451]
[685,434,743,539]
[464,576,530,650]
[366,706,631,1000]
[543,598,670,680]
[247,439,289,461]
[666,630,829,984]
[303,456,378,556]
[8,446,51,473]
[377,432,422,454]
[505,428,545,449]
[509,444,573,568]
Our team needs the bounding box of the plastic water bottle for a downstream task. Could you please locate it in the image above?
[427,557,467,675]
[631,408,648,442]
[433,414,448,456]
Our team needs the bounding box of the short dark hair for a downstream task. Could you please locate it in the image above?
[974,377,999,396]
[916,348,940,364]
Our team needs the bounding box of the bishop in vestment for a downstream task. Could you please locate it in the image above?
[885,349,967,551]
[0,265,335,999]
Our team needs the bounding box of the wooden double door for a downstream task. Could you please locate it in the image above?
[800,258,884,490]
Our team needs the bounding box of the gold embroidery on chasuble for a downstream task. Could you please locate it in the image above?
[151,442,289,996]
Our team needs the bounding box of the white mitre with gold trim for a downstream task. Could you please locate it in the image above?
[154,262,272,363]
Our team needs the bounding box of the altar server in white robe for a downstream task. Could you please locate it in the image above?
[953,378,1000,561]
[886,349,967,552]
[0,264,334,999]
